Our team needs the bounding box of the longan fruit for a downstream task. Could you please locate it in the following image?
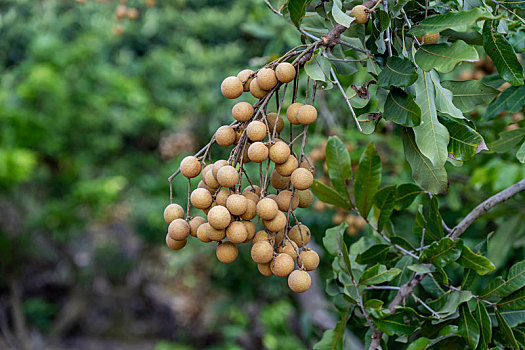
[422,32,440,44]
[270,169,290,190]
[217,165,239,188]
[256,68,278,90]
[274,230,285,246]
[232,102,254,122]
[145,0,155,7]
[291,168,314,190]
[226,194,248,216]
[202,202,216,215]
[113,25,123,36]
[271,253,295,277]
[241,199,257,220]
[243,220,257,241]
[180,156,201,178]
[235,127,244,145]
[242,145,252,164]
[276,190,299,211]
[208,205,231,230]
[258,263,273,276]
[296,189,314,208]
[269,141,290,164]
[243,185,261,197]
[216,242,238,264]
[201,164,213,179]
[243,191,259,204]
[126,7,138,19]
[256,198,279,220]
[288,224,311,247]
[350,5,369,24]
[215,125,236,147]
[246,121,267,142]
[286,102,303,125]
[288,270,311,293]
[275,62,296,83]
[115,5,127,20]
[168,218,190,241]
[212,159,228,178]
[300,159,315,175]
[253,230,273,244]
[300,249,319,271]
[263,211,287,232]
[248,142,269,163]
[205,223,226,241]
[277,239,299,259]
[250,78,269,99]
[215,188,230,206]
[226,221,248,243]
[251,241,274,263]
[204,170,220,189]
[164,203,184,224]
[197,223,212,242]
[221,76,243,99]
[191,188,213,209]
[296,105,318,125]
[189,216,206,237]
[266,113,284,134]
[237,69,254,92]
[166,234,187,250]
[275,155,298,177]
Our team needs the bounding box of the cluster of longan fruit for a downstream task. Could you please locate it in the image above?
[164,60,323,293]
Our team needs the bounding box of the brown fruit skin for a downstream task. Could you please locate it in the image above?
[216,242,238,264]
[168,218,190,241]
[164,203,184,224]
[256,68,278,90]
[277,239,299,259]
[241,199,257,221]
[197,223,212,242]
[253,230,273,244]
[221,76,243,99]
[226,221,248,243]
[191,188,213,209]
[208,205,231,230]
[201,164,213,180]
[296,189,314,208]
[300,160,315,175]
[115,5,127,20]
[300,249,320,271]
[242,220,257,241]
[270,169,290,190]
[258,263,273,276]
[248,142,269,163]
[232,102,254,122]
[126,7,139,19]
[286,102,303,125]
[217,165,239,188]
[204,170,220,189]
[275,155,298,176]
[276,190,299,211]
[269,141,290,164]
[296,105,318,125]
[215,189,230,206]
[263,211,287,232]
[237,69,254,92]
[189,216,206,237]
[246,121,267,142]
[271,253,295,277]
[243,185,261,197]
[288,224,311,247]
[180,156,201,178]
[250,78,269,99]
[243,191,259,204]
[275,62,296,83]
[198,180,215,193]
[166,234,187,250]
[274,230,285,246]
[251,241,274,263]
[422,32,440,44]
[212,159,228,178]
[291,168,314,190]
[288,270,311,293]
[215,125,236,147]
[350,5,369,24]
[266,113,284,134]
[226,194,248,216]
[205,223,226,241]
[256,198,279,220]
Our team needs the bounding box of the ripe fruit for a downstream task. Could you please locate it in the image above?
[291,168,314,190]
[226,194,248,216]
[191,188,213,209]
[232,102,254,122]
[243,220,257,241]
[296,189,314,208]
[197,224,211,242]
[263,211,287,232]
[243,185,261,197]
[127,7,139,19]
[296,105,318,125]
[269,141,290,164]
[275,155,298,176]
[217,165,239,188]
[256,198,279,220]
[166,235,187,250]
[422,32,440,44]
[215,125,236,147]
[266,113,284,134]
[277,239,299,259]
[164,203,184,224]
[288,224,311,247]
[250,79,269,99]
[205,223,226,241]
[168,218,190,241]
[251,241,274,263]
[350,5,369,24]
[204,170,220,189]
[286,102,303,125]
[237,69,254,92]
[115,5,127,20]
[276,190,299,211]
[189,216,206,237]
[215,188,230,206]
[243,191,259,204]
[274,230,284,246]
[226,221,248,243]
[241,199,257,220]
[253,231,273,244]
[256,68,278,90]
[216,242,238,264]
[270,169,290,190]
[212,159,228,178]
[208,205,231,230]
[248,142,269,163]
[288,270,311,293]
[275,62,296,83]
[300,249,320,271]
[258,263,273,276]
[221,76,243,99]
[201,164,213,179]
[271,253,295,277]
[180,156,201,178]
[246,121,267,142]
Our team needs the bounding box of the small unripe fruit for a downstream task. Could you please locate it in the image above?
[271,253,295,277]
[243,185,261,197]
[208,205,231,229]
[197,223,211,242]
[216,242,238,264]
[258,263,273,276]
[296,105,318,125]
[253,231,273,244]
[300,249,320,271]
[226,221,248,243]
[288,270,311,293]
[237,69,254,92]
[422,32,440,44]
[266,113,284,134]
[263,211,287,232]
[250,79,269,99]
[243,191,259,204]
[241,199,257,220]
[232,102,254,122]
[164,203,184,224]
[246,121,267,142]
[270,169,290,190]
[269,141,290,164]
[212,160,228,178]
[291,168,314,190]
[243,220,257,241]
[217,165,239,188]
[288,224,311,247]
[215,125,236,147]
[256,198,279,220]
[286,102,303,125]
[189,216,206,237]
[276,190,299,211]
[166,234,187,250]
[205,223,226,241]
[168,218,190,241]
[221,76,243,99]
[180,156,201,178]
[275,62,296,83]
[191,188,213,209]
[256,68,278,90]
[215,188,230,206]
[226,194,248,216]
[277,239,299,259]
[251,241,274,263]
[248,142,269,163]
[296,190,314,208]
[350,5,369,24]
[204,170,220,189]
[275,155,298,176]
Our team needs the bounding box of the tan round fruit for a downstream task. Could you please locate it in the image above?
[164,203,184,224]
[191,188,213,209]
[168,218,190,241]
[241,199,257,220]
[232,102,254,122]
[256,198,279,220]
[258,263,273,276]
[127,7,139,19]
[212,160,228,178]
[350,5,369,24]
[286,102,303,125]
[205,223,226,241]
[216,242,238,264]
[250,78,269,99]
[215,125,236,147]
[275,155,298,176]
[215,188,230,206]
[248,142,269,163]
[276,190,299,212]
[256,67,278,90]
[422,32,440,44]
[300,160,315,175]
[288,270,311,293]
[269,141,290,164]
[242,146,251,164]
[243,220,257,241]
[296,105,318,125]
[217,165,239,188]
[189,216,206,237]
[226,194,248,216]
[253,231,273,244]
[291,168,314,190]
[243,191,259,204]
[180,156,201,178]
[204,170,220,189]
[300,249,320,271]
[274,230,284,246]
[197,223,211,242]
[266,113,284,134]
[208,205,231,230]
[221,76,243,99]
[201,164,213,179]
[202,202,216,215]
[277,239,299,259]
[251,241,274,263]
[115,5,127,20]
[271,253,295,277]
[270,169,290,190]
[288,224,311,247]
[237,69,254,92]
[275,62,296,83]
[296,189,314,208]
[243,185,261,197]
[226,221,248,243]
[166,234,187,250]
[263,211,287,232]
[246,121,267,142]
[198,180,215,193]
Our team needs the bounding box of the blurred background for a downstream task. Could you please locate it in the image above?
[0,1,523,349]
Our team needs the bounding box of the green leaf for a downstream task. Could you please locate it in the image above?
[496,308,520,349]
[489,128,525,153]
[457,243,495,275]
[413,70,450,168]
[420,237,463,267]
[311,180,353,210]
[459,304,480,349]
[313,329,342,350]
[517,142,525,163]
[374,309,419,336]
[476,301,492,350]
[408,264,432,274]
[500,0,525,9]
[331,0,353,27]
[358,264,401,286]
[304,54,332,84]
[481,260,525,299]
[409,8,495,35]
[489,309,525,328]
[354,142,382,218]
[288,0,313,27]
[497,288,525,310]
[426,196,445,239]
[356,244,391,265]
[401,128,448,194]
[378,56,417,88]
[430,71,465,120]
[483,20,524,86]
[441,80,499,113]
[326,136,352,200]
[406,337,432,350]
[436,290,473,318]
[323,223,348,256]
[395,183,425,210]
[439,116,484,161]
[373,185,397,231]
[415,40,479,74]
[383,88,421,127]
[486,85,525,119]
